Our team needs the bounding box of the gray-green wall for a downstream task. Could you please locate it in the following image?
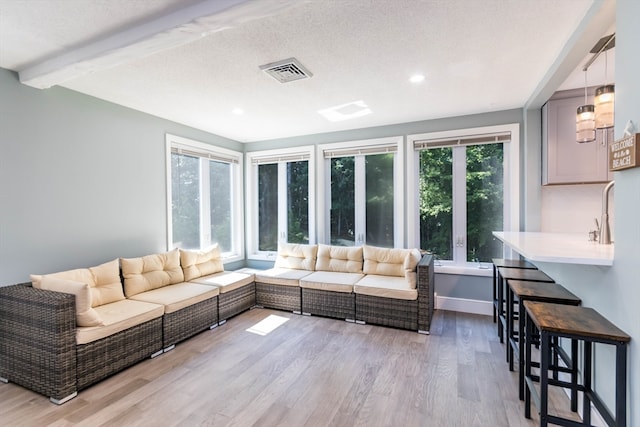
[0,68,242,285]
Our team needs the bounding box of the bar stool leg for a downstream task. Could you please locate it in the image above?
[518,298,526,400]
[524,312,533,419]
[571,338,578,412]
[583,341,592,426]
[497,274,504,343]
[540,331,550,427]
[616,343,627,427]
[492,264,497,323]
[506,283,513,366]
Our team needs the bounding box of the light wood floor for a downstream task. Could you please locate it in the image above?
[0,309,581,426]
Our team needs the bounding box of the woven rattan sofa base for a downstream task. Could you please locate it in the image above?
[255,282,301,313]
[355,294,418,330]
[416,254,435,334]
[219,283,256,322]
[77,316,163,390]
[162,296,218,350]
[301,288,355,320]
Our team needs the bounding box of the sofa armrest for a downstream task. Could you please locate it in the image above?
[0,283,78,402]
[416,254,435,333]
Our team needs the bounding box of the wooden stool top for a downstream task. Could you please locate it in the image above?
[492,258,536,269]
[524,301,631,343]
[509,280,580,305]
[498,267,554,282]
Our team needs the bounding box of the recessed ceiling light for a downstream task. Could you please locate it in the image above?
[318,100,372,122]
[232,108,244,115]
[409,74,425,83]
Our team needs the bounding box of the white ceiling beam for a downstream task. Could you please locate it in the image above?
[19,0,297,89]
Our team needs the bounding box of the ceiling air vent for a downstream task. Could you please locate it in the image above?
[260,58,313,83]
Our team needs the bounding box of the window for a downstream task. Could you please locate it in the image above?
[166,134,243,261]
[407,124,519,273]
[319,137,404,248]
[247,147,315,258]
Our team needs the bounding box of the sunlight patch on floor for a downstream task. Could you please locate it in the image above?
[246,314,290,336]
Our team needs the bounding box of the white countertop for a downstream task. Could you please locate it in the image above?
[493,232,614,266]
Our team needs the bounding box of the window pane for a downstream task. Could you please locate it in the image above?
[171,153,200,249]
[365,154,394,247]
[287,161,309,244]
[258,163,278,251]
[330,157,355,246]
[466,143,504,262]
[419,148,453,260]
[209,160,231,252]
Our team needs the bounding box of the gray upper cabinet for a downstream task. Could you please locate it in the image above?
[542,94,613,185]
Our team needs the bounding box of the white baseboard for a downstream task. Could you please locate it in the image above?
[435,296,492,316]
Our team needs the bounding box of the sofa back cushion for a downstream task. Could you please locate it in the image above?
[363,245,406,277]
[274,243,318,271]
[180,245,224,281]
[33,276,105,326]
[30,259,124,307]
[315,244,363,273]
[363,246,422,276]
[121,249,184,297]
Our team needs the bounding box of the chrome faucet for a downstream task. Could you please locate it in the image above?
[598,180,614,244]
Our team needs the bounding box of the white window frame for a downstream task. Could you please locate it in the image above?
[165,134,244,263]
[317,136,405,248]
[407,123,520,276]
[246,146,316,260]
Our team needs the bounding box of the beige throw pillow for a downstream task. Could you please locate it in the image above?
[32,276,104,327]
[29,259,125,308]
[180,245,224,281]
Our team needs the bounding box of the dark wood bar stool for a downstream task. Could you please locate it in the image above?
[524,301,631,427]
[492,259,537,342]
[498,267,554,354]
[507,280,580,401]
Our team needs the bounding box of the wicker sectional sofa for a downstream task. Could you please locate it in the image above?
[0,244,433,405]
[0,246,254,404]
[255,243,435,333]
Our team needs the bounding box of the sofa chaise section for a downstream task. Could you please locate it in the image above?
[0,259,165,404]
[254,243,316,313]
[180,246,256,322]
[299,244,363,321]
[122,249,219,351]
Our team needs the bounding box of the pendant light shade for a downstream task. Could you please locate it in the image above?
[594,84,615,129]
[576,104,596,143]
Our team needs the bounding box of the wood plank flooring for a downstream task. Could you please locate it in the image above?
[0,309,580,426]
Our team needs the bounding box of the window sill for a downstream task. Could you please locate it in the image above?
[434,263,493,277]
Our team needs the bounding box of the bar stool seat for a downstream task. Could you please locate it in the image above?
[492,258,536,325]
[507,280,580,400]
[498,267,554,356]
[524,301,631,427]
[492,260,537,343]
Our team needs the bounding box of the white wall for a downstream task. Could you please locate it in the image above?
[0,69,242,285]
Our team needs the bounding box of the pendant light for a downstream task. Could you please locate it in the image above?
[594,39,615,129]
[576,70,596,143]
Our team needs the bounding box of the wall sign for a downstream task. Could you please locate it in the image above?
[609,133,640,171]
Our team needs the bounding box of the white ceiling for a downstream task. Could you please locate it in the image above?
[0,0,615,143]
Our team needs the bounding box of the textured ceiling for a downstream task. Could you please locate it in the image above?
[0,0,614,142]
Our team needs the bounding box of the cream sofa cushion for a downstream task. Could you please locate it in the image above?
[32,276,104,326]
[354,275,418,300]
[363,246,422,278]
[190,271,254,293]
[30,259,124,307]
[76,299,164,345]
[315,244,363,273]
[300,271,363,293]
[274,243,318,271]
[180,246,224,282]
[128,282,219,314]
[121,249,184,297]
[255,268,312,287]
